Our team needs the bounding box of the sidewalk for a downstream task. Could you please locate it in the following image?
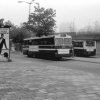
[0,55,8,62]
[0,52,100,100]
[94,54,100,58]
[73,56,100,63]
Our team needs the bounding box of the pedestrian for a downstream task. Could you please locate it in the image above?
[0,33,8,54]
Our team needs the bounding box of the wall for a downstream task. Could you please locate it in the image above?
[96,40,100,54]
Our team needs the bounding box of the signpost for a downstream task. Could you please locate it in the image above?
[0,25,11,61]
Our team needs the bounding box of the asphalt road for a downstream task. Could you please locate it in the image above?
[0,52,100,100]
[13,52,100,75]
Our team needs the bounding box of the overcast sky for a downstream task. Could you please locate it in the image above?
[0,0,100,32]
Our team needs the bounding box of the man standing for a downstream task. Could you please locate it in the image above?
[0,34,7,54]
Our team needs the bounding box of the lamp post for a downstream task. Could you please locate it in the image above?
[18,0,35,26]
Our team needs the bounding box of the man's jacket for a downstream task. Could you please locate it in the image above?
[0,38,7,49]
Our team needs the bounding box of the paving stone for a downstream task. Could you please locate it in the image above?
[1,53,100,100]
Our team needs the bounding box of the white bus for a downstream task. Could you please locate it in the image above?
[73,40,96,57]
[23,34,74,59]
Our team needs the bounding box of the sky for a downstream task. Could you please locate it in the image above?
[0,0,100,32]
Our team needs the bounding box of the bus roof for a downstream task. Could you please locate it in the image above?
[73,40,95,42]
[24,34,72,40]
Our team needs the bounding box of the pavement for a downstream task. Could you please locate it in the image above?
[73,56,100,63]
[0,52,100,100]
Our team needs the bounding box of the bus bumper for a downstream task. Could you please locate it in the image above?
[84,49,96,56]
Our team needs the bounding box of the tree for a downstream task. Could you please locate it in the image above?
[24,4,56,37]
[4,20,29,43]
[11,27,31,43]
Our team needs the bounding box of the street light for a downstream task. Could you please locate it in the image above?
[18,0,35,25]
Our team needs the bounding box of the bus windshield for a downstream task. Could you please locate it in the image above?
[73,41,83,47]
[86,41,95,46]
[55,38,72,45]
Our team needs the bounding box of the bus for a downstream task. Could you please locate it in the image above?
[22,38,30,55]
[73,40,96,57]
[22,34,73,59]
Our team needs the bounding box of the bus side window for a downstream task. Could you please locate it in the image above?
[73,41,83,47]
[44,40,47,45]
[40,39,44,45]
[42,39,47,45]
[32,40,34,45]
[48,38,54,45]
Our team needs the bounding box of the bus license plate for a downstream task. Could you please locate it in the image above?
[86,48,93,51]
[58,49,69,54]
[29,46,38,51]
